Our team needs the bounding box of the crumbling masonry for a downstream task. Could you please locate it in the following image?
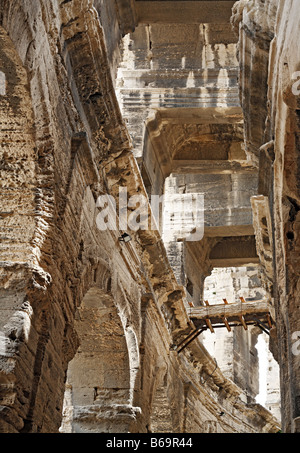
[0,0,299,433]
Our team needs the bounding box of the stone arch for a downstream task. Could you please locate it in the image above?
[272,58,300,431]
[61,286,133,432]
[170,122,244,162]
[139,107,246,198]
[60,262,141,433]
[77,249,141,409]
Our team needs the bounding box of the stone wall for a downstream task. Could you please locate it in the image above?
[232,0,300,432]
[117,21,241,161]
[0,0,283,434]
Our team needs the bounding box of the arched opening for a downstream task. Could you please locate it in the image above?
[201,266,280,417]
[60,286,138,433]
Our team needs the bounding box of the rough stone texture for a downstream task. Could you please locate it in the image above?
[231,0,279,165]
[0,0,288,434]
[117,22,241,163]
[232,0,300,432]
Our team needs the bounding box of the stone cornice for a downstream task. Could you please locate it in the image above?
[115,0,137,35]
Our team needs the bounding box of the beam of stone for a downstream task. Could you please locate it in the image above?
[146,107,243,127]
[172,160,257,174]
[210,257,260,267]
[135,1,236,24]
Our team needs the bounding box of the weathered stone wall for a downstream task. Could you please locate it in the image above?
[162,171,259,300]
[233,0,300,432]
[0,0,282,434]
[0,0,138,432]
[114,0,279,433]
[117,21,240,161]
[231,0,279,165]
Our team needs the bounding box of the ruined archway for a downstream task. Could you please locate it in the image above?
[60,284,140,433]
